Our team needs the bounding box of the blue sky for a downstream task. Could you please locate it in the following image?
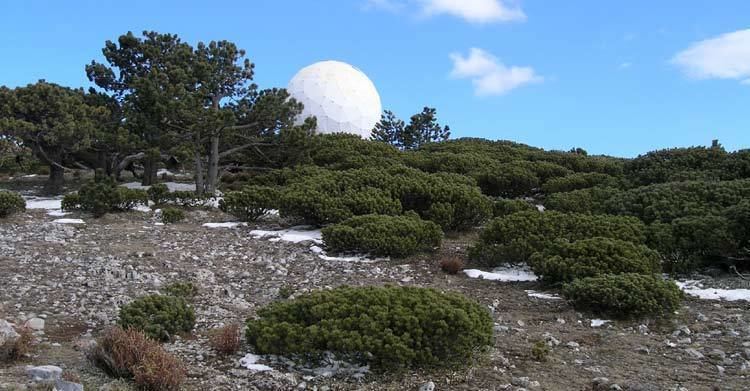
[1,0,749,157]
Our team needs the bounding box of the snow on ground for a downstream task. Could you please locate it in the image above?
[525,290,562,300]
[464,265,538,282]
[132,204,152,213]
[676,280,750,302]
[239,353,273,372]
[250,228,382,263]
[591,319,611,327]
[203,222,247,229]
[121,182,196,192]
[24,197,62,210]
[250,227,323,244]
[53,218,85,225]
[47,210,70,217]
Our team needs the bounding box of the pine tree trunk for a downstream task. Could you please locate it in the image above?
[44,164,64,195]
[194,150,205,196]
[141,156,157,186]
[206,135,220,195]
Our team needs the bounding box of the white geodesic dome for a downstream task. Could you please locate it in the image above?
[287,60,382,139]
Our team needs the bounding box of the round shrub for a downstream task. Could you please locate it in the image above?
[541,172,619,194]
[161,207,185,224]
[322,214,442,257]
[64,177,148,217]
[476,164,539,198]
[544,186,621,214]
[493,198,536,217]
[147,183,170,205]
[562,273,682,319]
[246,285,493,370]
[469,211,646,266]
[219,185,280,222]
[529,237,661,284]
[118,295,195,341]
[0,191,25,217]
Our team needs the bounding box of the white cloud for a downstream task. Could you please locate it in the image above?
[450,48,541,96]
[420,0,526,23]
[672,29,750,84]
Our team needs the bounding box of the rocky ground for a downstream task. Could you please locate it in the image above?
[1,181,749,390]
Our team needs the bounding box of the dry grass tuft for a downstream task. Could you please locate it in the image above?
[440,255,465,275]
[1,325,34,362]
[209,323,241,356]
[87,326,185,391]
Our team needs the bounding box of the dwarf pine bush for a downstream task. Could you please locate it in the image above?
[0,191,25,217]
[118,295,195,341]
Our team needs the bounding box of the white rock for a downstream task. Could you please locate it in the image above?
[25,317,45,331]
[26,365,62,381]
[419,381,436,391]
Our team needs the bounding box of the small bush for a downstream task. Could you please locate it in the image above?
[562,273,683,318]
[322,214,443,257]
[469,211,646,266]
[87,326,186,390]
[493,198,537,217]
[439,255,465,274]
[531,340,549,362]
[147,183,170,205]
[118,295,195,341]
[0,191,25,217]
[160,207,185,224]
[476,164,540,198]
[209,324,241,356]
[63,177,148,217]
[529,237,661,285]
[219,186,279,222]
[162,281,197,298]
[165,190,208,208]
[246,285,493,370]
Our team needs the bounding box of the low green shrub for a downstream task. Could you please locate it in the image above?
[493,198,537,217]
[322,213,443,257]
[529,237,661,285]
[166,190,208,208]
[562,273,682,318]
[469,211,646,266]
[0,191,25,217]
[163,281,197,298]
[219,186,280,222]
[476,164,539,198]
[147,183,170,205]
[541,172,620,194]
[544,186,621,214]
[246,285,493,370]
[62,177,148,217]
[118,295,195,341]
[161,207,185,224]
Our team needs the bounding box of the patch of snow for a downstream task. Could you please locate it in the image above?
[250,227,322,244]
[317,253,381,263]
[591,319,611,327]
[24,197,62,210]
[536,204,546,212]
[676,280,750,302]
[156,169,174,176]
[120,182,196,192]
[464,265,538,282]
[53,218,85,225]
[47,210,70,217]
[154,222,164,226]
[525,290,562,300]
[202,222,247,229]
[239,353,273,372]
[132,204,152,213]
[22,174,38,178]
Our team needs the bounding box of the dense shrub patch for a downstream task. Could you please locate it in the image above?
[0,191,25,217]
[493,198,537,217]
[219,185,279,221]
[476,164,539,198]
[160,207,185,224]
[543,186,621,214]
[322,214,442,257]
[87,326,186,390]
[469,211,646,266]
[62,177,148,217]
[246,285,493,370]
[562,274,682,318]
[541,172,620,194]
[147,183,170,205]
[529,237,661,284]
[118,295,195,341]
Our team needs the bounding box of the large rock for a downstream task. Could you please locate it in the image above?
[55,379,84,391]
[0,319,20,346]
[25,317,45,331]
[26,365,62,381]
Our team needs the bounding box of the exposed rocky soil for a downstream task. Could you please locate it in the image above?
[1,186,749,390]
